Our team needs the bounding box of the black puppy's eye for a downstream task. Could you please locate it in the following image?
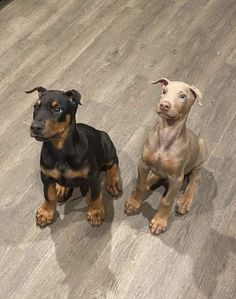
[54,106,63,113]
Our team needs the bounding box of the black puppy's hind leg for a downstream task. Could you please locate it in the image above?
[56,184,73,204]
[87,175,105,227]
[100,131,122,197]
[105,161,122,197]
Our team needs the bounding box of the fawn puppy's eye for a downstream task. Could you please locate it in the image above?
[54,106,63,113]
[179,94,186,101]
[163,89,167,94]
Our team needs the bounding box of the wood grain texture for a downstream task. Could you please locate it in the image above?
[0,0,235,298]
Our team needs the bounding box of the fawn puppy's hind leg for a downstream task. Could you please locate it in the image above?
[124,160,150,214]
[145,171,161,191]
[176,168,201,215]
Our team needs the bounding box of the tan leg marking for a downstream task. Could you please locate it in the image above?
[36,184,57,227]
[105,163,122,197]
[87,192,106,227]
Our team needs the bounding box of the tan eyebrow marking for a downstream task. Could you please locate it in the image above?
[51,100,58,108]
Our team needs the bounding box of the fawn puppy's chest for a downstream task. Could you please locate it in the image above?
[143,147,178,175]
[142,131,182,176]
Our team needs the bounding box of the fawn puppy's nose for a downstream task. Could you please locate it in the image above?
[160,101,171,111]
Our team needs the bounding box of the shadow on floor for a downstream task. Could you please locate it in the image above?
[49,173,118,298]
[0,0,14,10]
[125,167,235,297]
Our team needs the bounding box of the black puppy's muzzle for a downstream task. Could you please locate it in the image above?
[30,121,45,140]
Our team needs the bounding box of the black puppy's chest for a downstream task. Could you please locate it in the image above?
[56,160,68,174]
[41,153,90,187]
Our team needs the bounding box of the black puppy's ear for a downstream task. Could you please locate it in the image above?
[25,86,47,97]
[65,89,82,106]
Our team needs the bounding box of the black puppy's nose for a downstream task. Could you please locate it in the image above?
[30,122,43,134]
[160,101,171,111]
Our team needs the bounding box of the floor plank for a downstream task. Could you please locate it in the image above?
[0,0,235,298]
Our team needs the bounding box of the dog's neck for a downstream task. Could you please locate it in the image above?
[48,118,78,152]
[156,114,188,149]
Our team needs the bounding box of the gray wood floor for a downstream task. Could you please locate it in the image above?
[0,0,236,298]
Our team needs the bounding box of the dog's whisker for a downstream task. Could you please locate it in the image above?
[22,121,31,127]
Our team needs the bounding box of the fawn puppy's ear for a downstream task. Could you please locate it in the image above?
[25,86,47,97]
[65,89,82,106]
[152,78,170,89]
[190,85,203,106]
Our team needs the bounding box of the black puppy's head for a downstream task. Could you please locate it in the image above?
[26,87,81,141]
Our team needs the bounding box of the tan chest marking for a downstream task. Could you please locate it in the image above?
[41,168,60,179]
[65,167,89,179]
[41,166,89,180]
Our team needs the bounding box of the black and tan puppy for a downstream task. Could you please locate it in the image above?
[26,86,122,227]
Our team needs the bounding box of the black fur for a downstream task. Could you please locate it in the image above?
[27,87,119,203]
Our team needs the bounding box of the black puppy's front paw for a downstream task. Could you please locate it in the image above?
[36,203,55,227]
[87,195,106,227]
